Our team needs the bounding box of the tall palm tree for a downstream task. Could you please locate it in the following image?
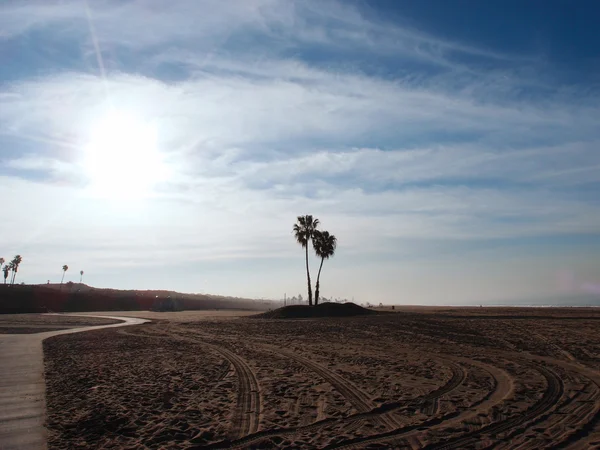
[293,215,320,306]
[0,258,4,271]
[3,263,10,285]
[61,265,69,286]
[312,230,337,306]
[80,270,84,283]
[10,255,22,285]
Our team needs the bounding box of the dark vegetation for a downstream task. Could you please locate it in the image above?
[2,254,22,285]
[0,284,270,314]
[255,302,378,319]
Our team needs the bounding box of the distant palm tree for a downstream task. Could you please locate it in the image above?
[0,257,4,271]
[3,264,10,285]
[293,215,320,306]
[312,230,337,306]
[10,255,22,285]
[61,265,69,286]
[80,270,84,283]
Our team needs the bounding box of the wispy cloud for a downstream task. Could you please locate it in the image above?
[0,0,598,302]
[0,0,531,67]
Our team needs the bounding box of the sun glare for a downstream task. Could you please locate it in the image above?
[83,111,169,199]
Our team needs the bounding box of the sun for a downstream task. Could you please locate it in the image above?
[83,111,169,199]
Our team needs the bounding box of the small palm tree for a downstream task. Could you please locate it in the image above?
[80,270,84,283]
[10,255,22,285]
[293,215,320,306]
[0,258,4,270]
[312,230,337,306]
[61,265,69,286]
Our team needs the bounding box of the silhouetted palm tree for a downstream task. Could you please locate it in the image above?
[61,265,69,286]
[3,264,10,285]
[80,270,84,283]
[0,258,4,271]
[10,255,22,285]
[293,215,319,306]
[312,230,337,306]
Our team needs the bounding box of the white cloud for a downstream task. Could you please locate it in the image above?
[1,0,599,303]
[1,67,599,250]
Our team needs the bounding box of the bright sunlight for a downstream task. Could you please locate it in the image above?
[82,111,169,199]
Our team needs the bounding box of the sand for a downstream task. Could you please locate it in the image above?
[0,314,146,450]
[42,307,600,449]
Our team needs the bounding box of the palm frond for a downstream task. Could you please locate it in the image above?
[294,215,321,248]
[314,230,337,259]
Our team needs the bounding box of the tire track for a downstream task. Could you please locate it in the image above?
[419,362,465,416]
[209,342,261,439]
[498,370,600,449]
[119,327,261,439]
[272,347,401,430]
[516,353,600,449]
[508,322,576,362]
[167,328,261,439]
[320,357,512,449]
[213,357,467,449]
[428,363,564,450]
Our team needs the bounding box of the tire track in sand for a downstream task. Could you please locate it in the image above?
[206,341,261,439]
[419,362,466,416]
[321,356,512,450]
[165,328,262,439]
[214,354,468,449]
[271,346,401,430]
[429,363,564,450]
[120,327,261,439]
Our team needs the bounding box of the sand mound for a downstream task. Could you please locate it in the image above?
[254,302,377,319]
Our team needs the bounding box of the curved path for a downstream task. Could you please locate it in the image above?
[0,314,148,450]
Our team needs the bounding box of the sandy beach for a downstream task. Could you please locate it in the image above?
[40,307,600,449]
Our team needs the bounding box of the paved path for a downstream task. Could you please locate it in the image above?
[0,315,148,450]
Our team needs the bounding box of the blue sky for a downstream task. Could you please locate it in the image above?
[1,0,599,304]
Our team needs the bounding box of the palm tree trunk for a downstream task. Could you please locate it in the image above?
[314,257,325,306]
[305,245,312,306]
[60,272,65,286]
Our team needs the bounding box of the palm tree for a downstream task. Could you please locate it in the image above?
[312,230,337,306]
[0,258,4,271]
[79,270,84,283]
[61,265,69,286]
[293,215,319,306]
[10,255,22,285]
[3,264,10,285]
